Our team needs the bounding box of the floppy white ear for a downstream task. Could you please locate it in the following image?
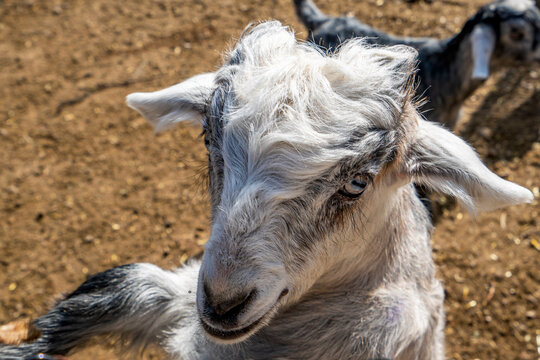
[405,120,533,214]
[126,72,216,132]
[471,24,496,80]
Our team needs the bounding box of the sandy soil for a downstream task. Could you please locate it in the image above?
[0,0,538,359]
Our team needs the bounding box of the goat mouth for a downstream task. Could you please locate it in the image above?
[200,312,267,342]
[200,289,289,342]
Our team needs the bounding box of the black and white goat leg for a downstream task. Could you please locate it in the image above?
[0,263,199,359]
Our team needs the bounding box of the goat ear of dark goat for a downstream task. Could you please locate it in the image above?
[404,120,533,214]
[126,72,216,132]
[471,24,496,80]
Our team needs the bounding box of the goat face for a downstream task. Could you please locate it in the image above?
[480,0,540,63]
[191,26,418,343]
[127,22,532,344]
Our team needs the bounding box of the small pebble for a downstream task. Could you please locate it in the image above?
[478,126,493,139]
[108,135,119,145]
[499,213,507,229]
[51,5,62,15]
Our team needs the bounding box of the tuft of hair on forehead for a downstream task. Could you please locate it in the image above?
[211,22,419,184]
[225,21,418,131]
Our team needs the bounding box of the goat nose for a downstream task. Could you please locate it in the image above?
[203,284,255,324]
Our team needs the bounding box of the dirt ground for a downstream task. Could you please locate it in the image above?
[0,0,538,359]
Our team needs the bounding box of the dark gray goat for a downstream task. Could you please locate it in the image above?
[295,0,540,128]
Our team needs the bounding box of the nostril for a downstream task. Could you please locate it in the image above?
[204,287,256,319]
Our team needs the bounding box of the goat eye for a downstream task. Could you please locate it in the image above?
[339,178,368,198]
[510,30,524,42]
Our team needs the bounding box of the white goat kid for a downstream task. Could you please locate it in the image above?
[0,22,533,360]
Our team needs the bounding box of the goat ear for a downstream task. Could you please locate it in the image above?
[126,72,215,132]
[404,119,533,214]
[471,24,496,80]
